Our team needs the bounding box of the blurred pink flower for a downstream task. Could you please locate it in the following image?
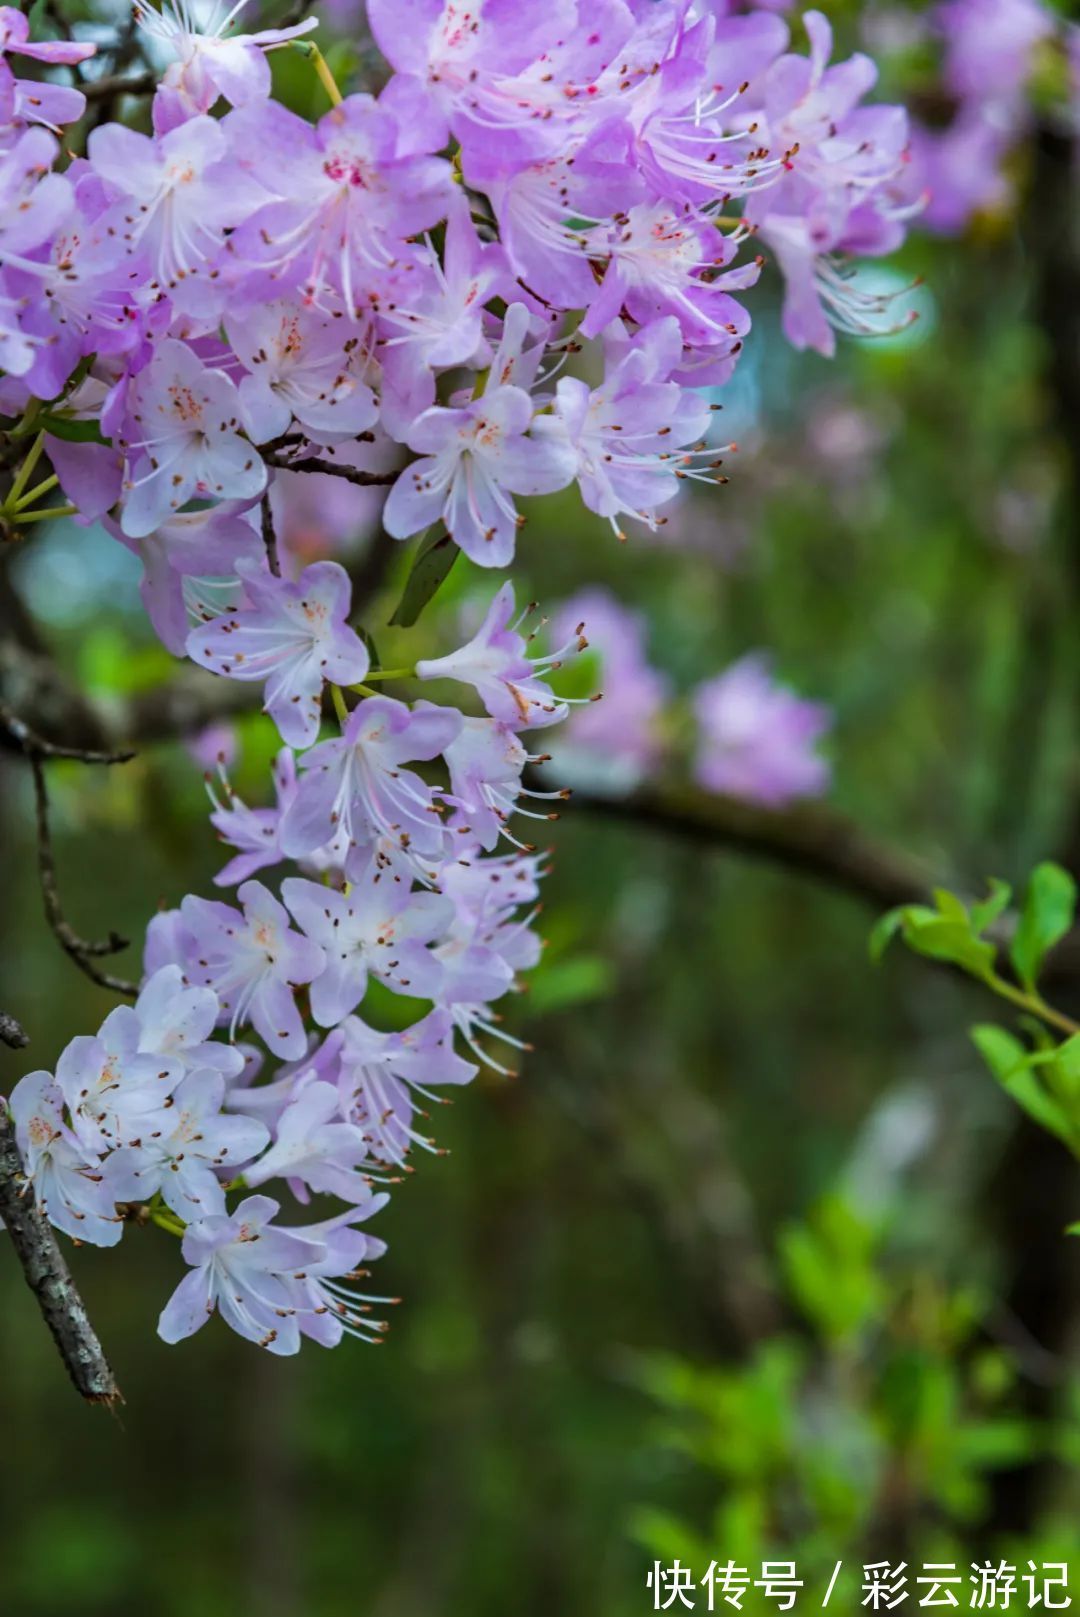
[693,653,831,807]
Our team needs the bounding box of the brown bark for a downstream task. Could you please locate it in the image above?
[0,1105,121,1405]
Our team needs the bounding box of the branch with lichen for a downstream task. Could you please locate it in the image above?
[0,1011,121,1404]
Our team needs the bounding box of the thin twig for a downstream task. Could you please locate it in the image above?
[263,453,397,487]
[40,0,88,82]
[80,68,155,102]
[0,699,134,766]
[0,701,138,994]
[28,756,137,997]
[0,1010,29,1049]
[260,491,281,578]
[277,0,313,29]
[534,771,933,913]
[0,1103,122,1405]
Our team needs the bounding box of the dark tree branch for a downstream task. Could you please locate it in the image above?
[349,522,399,615]
[122,668,263,744]
[261,491,282,579]
[80,68,155,102]
[0,1010,29,1050]
[0,1102,122,1405]
[277,0,313,28]
[0,699,133,766]
[547,775,1080,991]
[28,756,137,997]
[0,701,138,997]
[263,453,397,487]
[546,773,933,912]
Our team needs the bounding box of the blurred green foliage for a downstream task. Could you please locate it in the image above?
[630,1195,1069,1609]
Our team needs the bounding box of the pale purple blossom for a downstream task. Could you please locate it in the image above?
[549,588,669,787]
[226,94,453,308]
[178,879,326,1058]
[416,582,585,731]
[936,0,1052,103]
[108,498,263,655]
[443,716,549,853]
[8,1072,122,1248]
[54,1014,181,1156]
[88,114,263,308]
[283,871,451,1026]
[336,1011,476,1169]
[229,299,378,446]
[692,653,832,807]
[243,1076,380,1204]
[383,378,577,567]
[134,0,318,132]
[0,6,96,133]
[117,338,266,539]
[0,130,73,287]
[0,0,927,1357]
[556,318,717,538]
[206,747,298,887]
[285,1205,391,1347]
[157,1193,331,1354]
[279,696,462,879]
[187,559,371,748]
[107,1068,270,1220]
[133,963,246,1078]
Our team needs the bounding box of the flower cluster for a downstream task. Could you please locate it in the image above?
[1,0,911,1354]
[1,2,915,561]
[901,0,1070,235]
[10,580,570,1353]
[549,588,830,807]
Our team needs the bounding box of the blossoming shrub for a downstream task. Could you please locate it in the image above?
[1,0,917,1353]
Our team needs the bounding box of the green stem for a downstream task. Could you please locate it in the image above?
[5,432,46,510]
[14,474,59,512]
[10,398,43,437]
[12,504,77,525]
[363,667,415,683]
[294,39,343,106]
[330,683,350,726]
[987,973,1080,1038]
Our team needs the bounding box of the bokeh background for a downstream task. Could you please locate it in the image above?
[3,2,1080,1613]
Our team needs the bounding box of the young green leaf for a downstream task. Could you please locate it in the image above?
[932,887,969,924]
[971,1024,1073,1145]
[869,907,906,963]
[41,416,106,445]
[970,878,1012,936]
[901,915,995,979]
[388,528,457,628]
[1010,863,1077,991]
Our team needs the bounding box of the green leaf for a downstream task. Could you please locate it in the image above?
[388,529,457,628]
[932,887,969,924]
[528,954,615,1014]
[869,907,906,962]
[901,916,996,979]
[871,893,1001,978]
[356,626,380,670]
[1011,863,1077,990]
[971,1024,1073,1145]
[41,415,107,445]
[1066,1223,1080,1238]
[970,878,1012,935]
[1041,1035,1080,1109]
[778,1198,884,1343]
